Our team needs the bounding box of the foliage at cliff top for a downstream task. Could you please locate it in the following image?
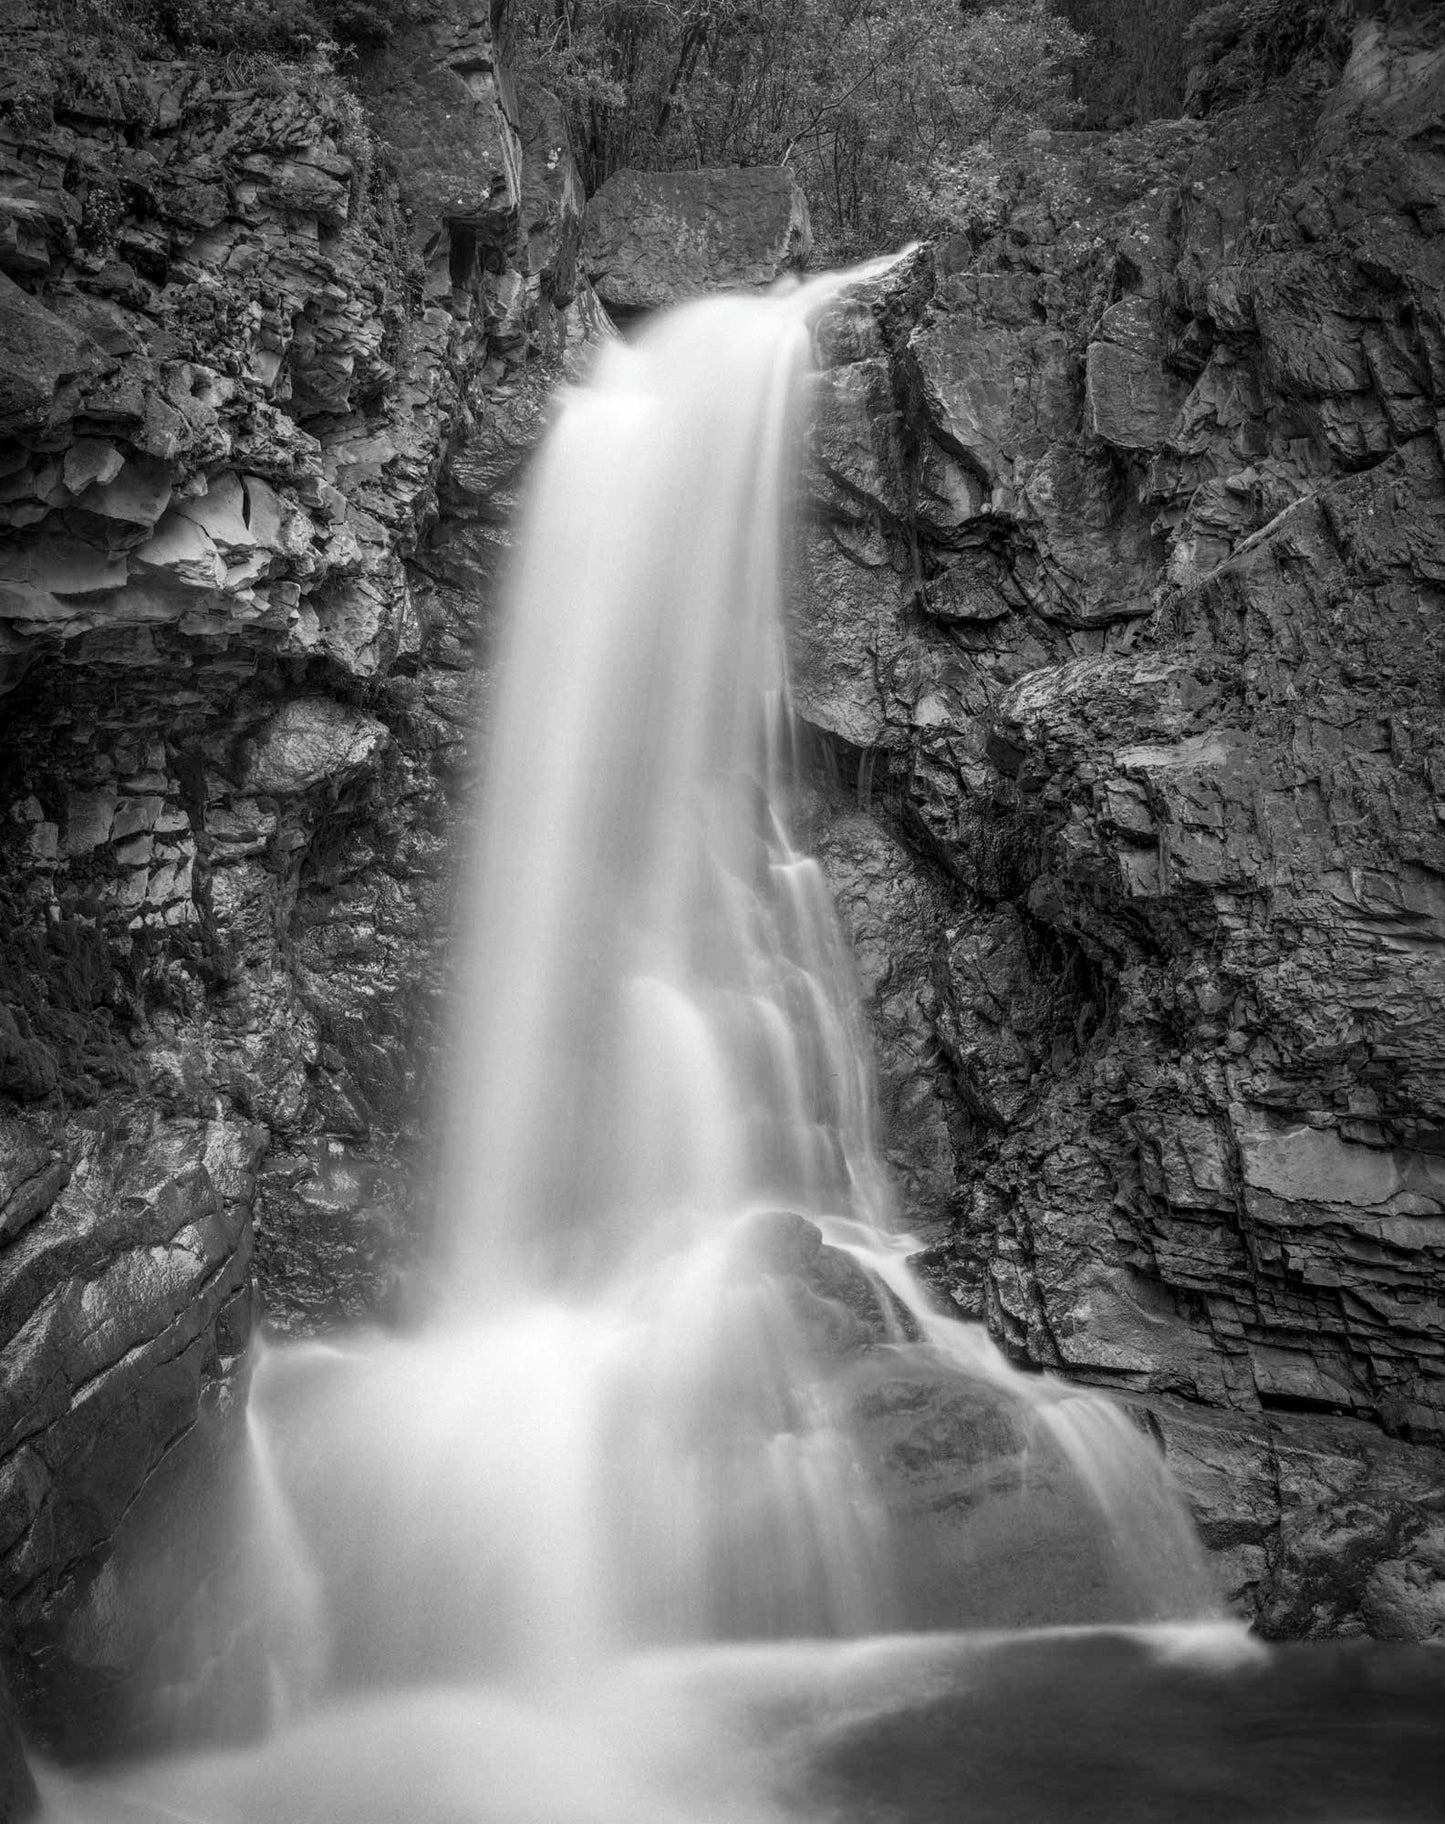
[1053,0,1354,128]
[1183,0,1356,112]
[49,0,424,57]
[1055,0,1197,125]
[508,0,1088,257]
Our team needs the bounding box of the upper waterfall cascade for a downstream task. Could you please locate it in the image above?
[39,272,1225,1823]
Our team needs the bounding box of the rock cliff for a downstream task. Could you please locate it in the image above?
[795,7,1445,1640]
[0,0,588,1753]
[0,0,1443,1782]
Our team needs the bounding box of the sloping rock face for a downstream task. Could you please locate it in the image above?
[0,14,1439,1795]
[582,165,812,315]
[0,0,587,1754]
[796,9,1445,1639]
[0,1665,33,1824]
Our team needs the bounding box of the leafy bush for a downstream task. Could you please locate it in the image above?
[508,0,1088,257]
[51,0,422,58]
[1054,0,1196,125]
[1184,0,1355,111]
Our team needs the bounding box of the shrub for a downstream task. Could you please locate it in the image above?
[47,0,422,58]
[1183,0,1356,111]
[508,0,1088,258]
[1054,0,1197,125]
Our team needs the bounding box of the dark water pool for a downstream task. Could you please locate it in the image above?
[792,1627,1445,1823]
[36,1626,1445,1824]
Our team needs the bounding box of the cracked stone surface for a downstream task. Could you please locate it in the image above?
[1,8,1443,1794]
[0,0,590,1755]
[794,10,1445,1639]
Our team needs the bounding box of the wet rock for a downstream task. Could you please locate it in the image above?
[581,166,811,316]
[907,276,1074,483]
[0,1111,264,1741]
[808,358,909,522]
[0,1118,69,1245]
[516,78,585,309]
[807,805,960,1226]
[242,699,389,797]
[850,1365,1182,1630]
[253,1140,417,1336]
[787,531,911,751]
[745,1210,914,1355]
[18,1389,271,1759]
[791,12,1445,1633]
[0,1664,35,1823]
[1085,297,1190,452]
[0,0,589,1748]
[1153,1398,1445,1643]
[0,273,110,434]
[357,0,521,259]
[933,906,1051,1134]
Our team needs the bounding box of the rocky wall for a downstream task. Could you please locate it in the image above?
[0,9,1442,1799]
[794,7,1445,1639]
[0,0,586,1753]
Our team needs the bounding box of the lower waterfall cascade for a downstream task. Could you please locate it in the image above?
[33,272,1445,1824]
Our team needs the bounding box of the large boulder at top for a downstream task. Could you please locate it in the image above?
[581,166,812,315]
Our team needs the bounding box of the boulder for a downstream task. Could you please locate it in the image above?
[0,273,109,435]
[744,1209,916,1355]
[1154,1398,1445,1641]
[241,698,390,798]
[581,166,811,315]
[1084,296,1190,451]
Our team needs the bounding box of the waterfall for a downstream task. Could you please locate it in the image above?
[437,291,891,1300]
[37,271,1223,1822]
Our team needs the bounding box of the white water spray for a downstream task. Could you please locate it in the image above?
[438,289,892,1300]
[39,268,1221,1820]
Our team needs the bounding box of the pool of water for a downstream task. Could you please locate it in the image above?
[37,1625,1445,1824]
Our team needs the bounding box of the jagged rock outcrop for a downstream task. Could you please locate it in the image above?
[581,165,812,316]
[0,0,588,1755]
[0,10,1440,1799]
[797,7,1445,1637]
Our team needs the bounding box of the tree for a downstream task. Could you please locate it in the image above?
[508,0,1087,256]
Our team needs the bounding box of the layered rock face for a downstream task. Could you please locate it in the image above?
[0,0,586,1747]
[581,164,812,316]
[0,5,1442,1791]
[795,10,1445,1639]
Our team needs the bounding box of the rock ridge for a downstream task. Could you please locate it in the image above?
[0,3,1441,1772]
[0,0,590,1751]
[794,9,1445,1639]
